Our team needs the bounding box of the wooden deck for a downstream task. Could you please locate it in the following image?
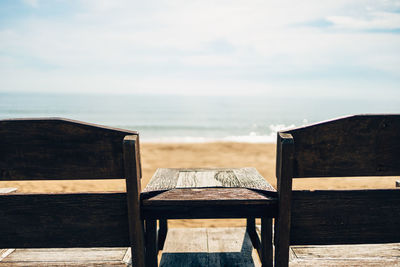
[1,227,399,266]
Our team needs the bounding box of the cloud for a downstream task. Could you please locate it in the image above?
[327,11,400,31]
[0,0,399,97]
[22,0,39,8]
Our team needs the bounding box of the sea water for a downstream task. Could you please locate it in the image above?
[1,92,399,143]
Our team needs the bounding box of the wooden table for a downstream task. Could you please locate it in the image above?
[141,167,277,267]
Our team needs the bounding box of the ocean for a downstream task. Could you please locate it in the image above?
[1,92,399,143]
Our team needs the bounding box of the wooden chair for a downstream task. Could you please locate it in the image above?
[274,114,400,267]
[0,118,146,267]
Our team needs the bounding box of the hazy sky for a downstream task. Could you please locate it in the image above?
[0,0,399,98]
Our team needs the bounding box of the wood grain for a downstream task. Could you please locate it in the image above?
[274,132,294,267]
[283,115,400,178]
[142,168,180,193]
[143,168,276,193]
[275,115,400,267]
[0,188,17,194]
[176,171,222,187]
[0,118,140,180]
[290,190,400,245]
[123,135,146,267]
[0,248,129,266]
[233,168,276,191]
[159,228,261,267]
[142,188,277,219]
[0,193,130,248]
[291,243,400,260]
[290,243,400,266]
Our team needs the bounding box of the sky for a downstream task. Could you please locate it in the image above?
[0,0,399,98]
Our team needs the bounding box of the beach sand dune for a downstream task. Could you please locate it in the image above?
[1,142,397,228]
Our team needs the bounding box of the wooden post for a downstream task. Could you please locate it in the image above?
[261,218,273,267]
[158,219,168,251]
[145,219,158,267]
[274,132,294,267]
[123,135,146,267]
[246,217,259,250]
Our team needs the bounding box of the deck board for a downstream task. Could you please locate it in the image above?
[159,227,261,267]
[290,243,400,266]
[0,248,129,266]
[1,228,399,266]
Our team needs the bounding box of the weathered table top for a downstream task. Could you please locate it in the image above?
[143,167,276,193]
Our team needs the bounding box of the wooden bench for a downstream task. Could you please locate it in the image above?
[0,118,146,267]
[274,114,400,267]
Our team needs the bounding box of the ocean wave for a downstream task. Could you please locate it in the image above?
[140,124,297,143]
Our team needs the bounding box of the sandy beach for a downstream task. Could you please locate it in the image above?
[1,142,398,228]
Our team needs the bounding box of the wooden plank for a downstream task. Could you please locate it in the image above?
[123,135,146,267]
[158,220,168,251]
[0,188,17,194]
[0,193,130,248]
[122,248,131,265]
[162,228,208,253]
[291,243,400,260]
[2,248,127,262]
[290,190,400,245]
[144,188,276,202]
[290,259,400,266]
[233,168,276,191]
[145,220,158,267]
[213,170,238,187]
[142,169,180,193]
[260,218,273,267]
[142,188,277,219]
[176,171,222,188]
[274,132,294,267]
[283,114,400,178]
[290,243,400,266]
[159,228,209,267]
[143,168,276,193]
[207,227,252,250]
[0,118,139,180]
[0,262,126,266]
[0,248,128,266]
[0,249,15,261]
[159,228,261,267]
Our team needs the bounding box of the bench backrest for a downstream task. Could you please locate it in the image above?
[0,118,141,180]
[274,114,400,267]
[0,118,145,266]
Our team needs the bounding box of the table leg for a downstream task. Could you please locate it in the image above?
[158,219,168,250]
[145,219,158,267]
[261,218,273,267]
[246,217,260,250]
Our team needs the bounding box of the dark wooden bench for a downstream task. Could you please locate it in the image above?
[274,114,400,267]
[0,118,146,267]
